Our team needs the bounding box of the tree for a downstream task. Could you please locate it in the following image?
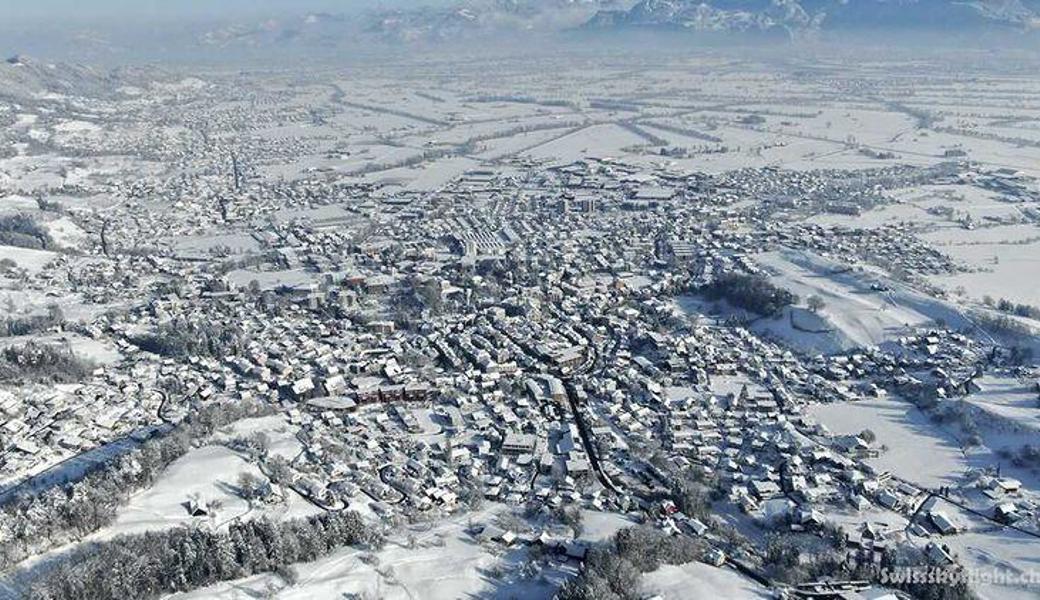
[237,472,270,503]
[556,506,584,537]
[25,511,381,600]
[265,455,293,486]
[0,342,91,384]
[807,295,826,313]
[0,214,54,250]
[557,572,623,600]
[701,272,798,317]
[764,533,807,583]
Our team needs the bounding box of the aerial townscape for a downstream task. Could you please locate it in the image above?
[1,2,1039,600]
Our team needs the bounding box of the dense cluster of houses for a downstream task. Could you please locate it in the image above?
[3,140,1038,595]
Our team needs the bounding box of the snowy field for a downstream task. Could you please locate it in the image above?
[642,562,770,600]
[929,238,1040,307]
[754,250,955,353]
[0,246,58,275]
[964,375,1040,435]
[168,507,566,600]
[108,444,322,537]
[942,527,1040,600]
[677,249,973,355]
[808,397,970,489]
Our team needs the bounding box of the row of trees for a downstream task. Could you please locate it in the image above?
[982,295,1040,320]
[130,318,246,358]
[760,529,975,600]
[970,312,1036,363]
[0,400,274,571]
[0,304,65,337]
[27,511,382,600]
[701,272,799,317]
[557,526,707,600]
[0,214,54,250]
[0,342,91,384]
[863,546,975,600]
[1004,443,1040,468]
[760,531,849,584]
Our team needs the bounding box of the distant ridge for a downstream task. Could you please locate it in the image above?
[582,0,1040,36]
[5,0,1039,60]
[0,55,164,101]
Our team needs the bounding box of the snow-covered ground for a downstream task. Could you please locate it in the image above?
[758,250,930,352]
[809,393,1040,493]
[44,216,88,249]
[109,445,300,536]
[0,195,38,215]
[168,507,568,600]
[964,375,1040,435]
[0,246,58,275]
[808,397,969,489]
[687,249,973,355]
[943,527,1040,600]
[642,562,770,600]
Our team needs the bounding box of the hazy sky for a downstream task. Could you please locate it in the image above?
[0,0,467,61]
[0,0,444,22]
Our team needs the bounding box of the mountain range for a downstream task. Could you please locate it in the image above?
[583,0,1040,35]
[5,0,1039,61]
[243,0,1040,45]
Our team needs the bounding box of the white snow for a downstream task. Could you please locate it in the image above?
[642,562,770,600]
[808,397,969,489]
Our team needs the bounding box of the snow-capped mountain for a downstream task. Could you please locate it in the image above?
[583,0,1040,35]
[11,0,1038,61]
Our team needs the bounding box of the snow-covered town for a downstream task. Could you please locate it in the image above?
[2,6,1040,600]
